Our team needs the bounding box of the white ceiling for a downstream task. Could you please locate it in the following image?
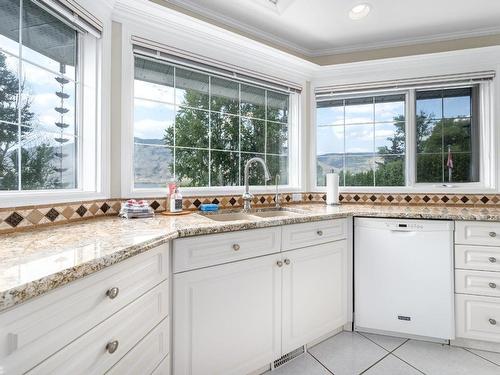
[164,0,500,57]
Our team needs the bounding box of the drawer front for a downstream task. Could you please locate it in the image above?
[456,221,500,246]
[106,319,169,375]
[28,281,169,375]
[173,227,281,272]
[282,219,347,251]
[455,244,500,272]
[456,294,500,343]
[0,244,169,375]
[456,269,500,297]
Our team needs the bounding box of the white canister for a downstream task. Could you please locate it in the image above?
[326,172,340,205]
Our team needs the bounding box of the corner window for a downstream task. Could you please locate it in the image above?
[133,56,293,189]
[0,0,100,197]
[316,83,488,189]
[0,0,78,190]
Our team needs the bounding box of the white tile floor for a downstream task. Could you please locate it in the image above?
[268,331,500,375]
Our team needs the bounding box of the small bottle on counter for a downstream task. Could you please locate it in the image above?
[170,187,183,213]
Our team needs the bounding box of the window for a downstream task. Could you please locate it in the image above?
[0,0,78,190]
[133,56,291,189]
[0,0,100,198]
[316,83,485,189]
[416,87,479,183]
[316,94,406,187]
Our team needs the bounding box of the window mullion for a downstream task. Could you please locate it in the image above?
[208,75,211,187]
[406,89,416,187]
[17,0,24,191]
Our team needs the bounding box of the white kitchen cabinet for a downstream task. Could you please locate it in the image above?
[456,294,500,343]
[27,281,169,375]
[173,253,282,375]
[0,244,169,375]
[174,227,281,273]
[456,221,500,246]
[282,240,348,353]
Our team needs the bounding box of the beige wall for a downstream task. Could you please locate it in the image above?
[151,1,500,66]
[311,34,500,65]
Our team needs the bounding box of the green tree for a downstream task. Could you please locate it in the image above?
[0,51,57,190]
[165,86,288,187]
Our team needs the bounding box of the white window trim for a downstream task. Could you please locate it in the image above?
[119,26,304,198]
[311,81,497,194]
[0,1,111,208]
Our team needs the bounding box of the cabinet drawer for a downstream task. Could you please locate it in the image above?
[107,319,169,375]
[456,221,500,246]
[281,219,347,251]
[28,281,169,375]
[456,269,500,297]
[456,294,500,343]
[455,244,500,272]
[0,244,169,375]
[173,227,281,272]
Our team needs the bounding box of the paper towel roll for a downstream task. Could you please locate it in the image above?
[326,172,339,205]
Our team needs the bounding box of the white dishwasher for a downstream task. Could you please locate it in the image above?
[354,217,455,340]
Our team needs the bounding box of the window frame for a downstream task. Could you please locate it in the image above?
[0,1,106,207]
[312,81,495,193]
[123,53,302,197]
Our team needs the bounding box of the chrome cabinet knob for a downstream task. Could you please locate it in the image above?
[276,260,283,267]
[284,258,291,265]
[317,230,323,236]
[490,232,497,238]
[489,282,497,289]
[232,244,240,251]
[106,287,119,299]
[106,340,119,354]
[489,257,497,263]
[489,318,497,326]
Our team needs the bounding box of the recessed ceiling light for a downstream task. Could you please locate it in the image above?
[349,3,371,20]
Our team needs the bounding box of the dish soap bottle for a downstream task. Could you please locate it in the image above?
[170,187,183,213]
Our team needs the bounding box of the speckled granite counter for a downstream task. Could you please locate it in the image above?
[3,203,500,312]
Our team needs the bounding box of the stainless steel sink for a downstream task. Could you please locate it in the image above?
[199,212,261,222]
[199,207,308,222]
[251,209,302,218]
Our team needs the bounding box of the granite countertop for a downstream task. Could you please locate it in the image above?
[2,203,500,312]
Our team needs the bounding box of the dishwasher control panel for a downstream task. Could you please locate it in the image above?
[384,222,424,230]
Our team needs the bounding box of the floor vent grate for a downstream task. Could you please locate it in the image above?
[272,346,305,370]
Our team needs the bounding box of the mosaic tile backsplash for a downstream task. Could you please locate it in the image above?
[2,192,500,233]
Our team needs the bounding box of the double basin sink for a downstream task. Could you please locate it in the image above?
[198,207,309,222]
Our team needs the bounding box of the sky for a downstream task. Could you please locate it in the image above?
[316,96,471,156]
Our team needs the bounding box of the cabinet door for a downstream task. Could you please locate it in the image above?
[173,254,282,375]
[282,240,348,353]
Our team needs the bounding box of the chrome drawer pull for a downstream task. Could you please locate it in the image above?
[284,258,291,265]
[106,287,119,299]
[489,282,497,289]
[489,257,497,263]
[489,318,497,326]
[276,260,283,267]
[490,232,497,238]
[317,230,323,236]
[106,340,119,354]
[232,244,240,251]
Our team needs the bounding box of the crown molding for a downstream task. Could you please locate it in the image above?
[163,0,314,56]
[157,0,500,58]
[308,26,500,57]
[113,0,318,80]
